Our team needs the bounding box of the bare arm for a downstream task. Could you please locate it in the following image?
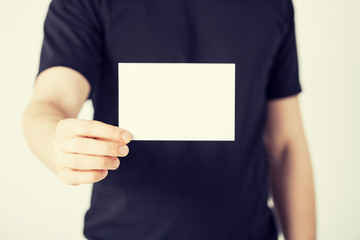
[22,66,90,174]
[264,95,316,240]
[22,66,132,185]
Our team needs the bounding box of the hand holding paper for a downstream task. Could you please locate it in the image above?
[53,118,132,185]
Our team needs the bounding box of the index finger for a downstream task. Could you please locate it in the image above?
[58,118,133,143]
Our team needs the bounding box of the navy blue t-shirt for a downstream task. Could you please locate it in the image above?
[38,0,302,239]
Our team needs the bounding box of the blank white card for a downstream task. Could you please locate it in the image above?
[118,63,235,141]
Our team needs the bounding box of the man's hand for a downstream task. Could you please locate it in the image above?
[22,66,133,185]
[52,118,133,185]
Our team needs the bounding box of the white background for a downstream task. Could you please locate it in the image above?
[0,0,359,239]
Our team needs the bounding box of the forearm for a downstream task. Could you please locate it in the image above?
[22,99,71,174]
[267,138,316,240]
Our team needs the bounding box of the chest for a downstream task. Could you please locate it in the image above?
[102,0,284,65]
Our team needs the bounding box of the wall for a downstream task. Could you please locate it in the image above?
[0,0,359,239]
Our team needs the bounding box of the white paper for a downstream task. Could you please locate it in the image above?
[118,63,235,141]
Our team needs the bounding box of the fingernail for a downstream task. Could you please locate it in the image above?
[113,158,120,168]
[121,131,132,143]
[119,145,129,155]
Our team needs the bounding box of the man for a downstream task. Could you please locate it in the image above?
[22,0,316,239]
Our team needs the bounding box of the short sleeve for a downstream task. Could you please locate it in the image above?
[37,0,103,100]
[266,0,302,100]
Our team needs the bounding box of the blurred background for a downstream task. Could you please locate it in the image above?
[0,0,359,239]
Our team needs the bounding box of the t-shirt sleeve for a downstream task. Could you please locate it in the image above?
[266,0,302,100]
[37,0,103,100]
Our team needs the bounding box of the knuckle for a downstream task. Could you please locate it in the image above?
[55,160,64,173]
[113,128,122,140]
[66,154,79,169]
[56,118,75,137]
[80,121,93,136]
[58,139,70,152]
[58,170,74,185]
[103,142,113,155]
[73,138,85,153]
[57,118,71,130]
[57,154,68,168]
[91,120,101,127]
[99,158,108,169]
[56,119,66,130]
[92,120,103,129]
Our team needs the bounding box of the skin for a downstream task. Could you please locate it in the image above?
[22,66,316,238]
[22,66,133,185]
[264,95,317,239]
